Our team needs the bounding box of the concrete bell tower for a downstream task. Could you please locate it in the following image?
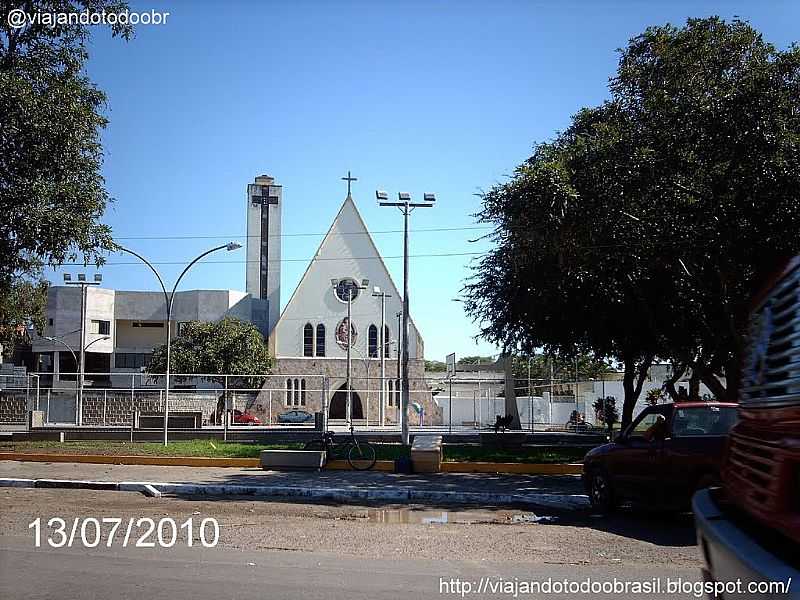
[246,174,282,336]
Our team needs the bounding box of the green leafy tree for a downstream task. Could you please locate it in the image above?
[465,18,800,427]
[592,396,619,436]
[0,278,47,358]
[645,388,667,407]
[512,354,613,382]
[457,355,496,366]
[1,1,132,338]
[147,318,273,421]
[424,360,447,372]
[147,318,273,387]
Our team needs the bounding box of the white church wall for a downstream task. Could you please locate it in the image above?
[272,196,423,360]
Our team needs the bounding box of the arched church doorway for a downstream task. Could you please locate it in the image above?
[328,384,364,420]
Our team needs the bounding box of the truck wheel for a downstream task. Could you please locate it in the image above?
[589,469,617,515]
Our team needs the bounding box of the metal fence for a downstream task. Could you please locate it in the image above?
[0,372,599,432]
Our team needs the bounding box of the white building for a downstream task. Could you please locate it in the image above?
[30,286,263,387]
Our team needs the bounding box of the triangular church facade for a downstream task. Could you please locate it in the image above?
[252,182,439,426]
[269,194,423,360]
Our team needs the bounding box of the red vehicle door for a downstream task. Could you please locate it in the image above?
[661,404,738,504]
[608,405,672,502]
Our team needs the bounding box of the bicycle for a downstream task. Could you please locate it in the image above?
[303,425,377,470]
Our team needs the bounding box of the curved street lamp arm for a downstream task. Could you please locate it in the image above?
[169,244,231,311]
[84,336,110,351]
[43,336,78,369]
[115,245,170,315]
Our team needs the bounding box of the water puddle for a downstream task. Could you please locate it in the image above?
[361,508,557,525]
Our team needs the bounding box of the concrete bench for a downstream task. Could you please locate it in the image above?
[134,411,203,429]
[411,435,442,473]
[260,450,326,471]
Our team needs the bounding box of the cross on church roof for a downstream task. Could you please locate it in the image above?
[341,171,357,198]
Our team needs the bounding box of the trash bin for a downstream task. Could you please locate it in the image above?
[314,411,324,431]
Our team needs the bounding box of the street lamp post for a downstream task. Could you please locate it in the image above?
[116,242,242,446]
[377,190,435,445]
[331,278,368,426]
[372,287,392,427]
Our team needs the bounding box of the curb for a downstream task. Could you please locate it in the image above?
[0,452,258,468]
[0,452,583,475]
[0,477,589,510]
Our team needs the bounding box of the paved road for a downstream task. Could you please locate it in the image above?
[0,485,703,599]
[0,534,701,600]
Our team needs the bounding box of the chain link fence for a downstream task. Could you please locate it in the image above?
[1,371,603,432]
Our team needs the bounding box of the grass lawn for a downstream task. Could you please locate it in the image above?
[0,440,587,464]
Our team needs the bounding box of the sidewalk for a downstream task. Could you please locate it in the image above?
[0,460,588,510]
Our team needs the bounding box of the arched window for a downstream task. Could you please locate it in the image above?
[384,325,391,358]
[286,379,293,405]
[387,380,394,407]
[294,378,300,406]
[300,379,306,406]
[315,324,325,357]
[395,379,401,407]
[303,323,313,357]
[368,324,378,358]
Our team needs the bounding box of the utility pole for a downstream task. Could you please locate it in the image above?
[372,288,391,427]
[63,273,102,426]
[377,190,435,445]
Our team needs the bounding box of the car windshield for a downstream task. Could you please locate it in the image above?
[671,406,737,437]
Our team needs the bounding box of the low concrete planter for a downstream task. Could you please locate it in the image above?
[260,449,325,471]
[411,435,442,473]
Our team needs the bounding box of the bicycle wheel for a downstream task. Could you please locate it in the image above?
[347,442,377,470]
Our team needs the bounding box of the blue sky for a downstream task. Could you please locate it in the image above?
[51,0,799,362]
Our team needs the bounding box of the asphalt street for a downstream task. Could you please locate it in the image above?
[0,534,701,600]
[0,487,704,599]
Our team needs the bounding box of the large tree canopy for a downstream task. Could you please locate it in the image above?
[464,18,800,427]
[0,1,131,339]
[147,318,274,389]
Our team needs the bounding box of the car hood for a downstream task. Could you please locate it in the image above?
[584,442,616,461]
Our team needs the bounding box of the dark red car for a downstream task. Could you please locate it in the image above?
[582,402,738,513]
[232,409,262,425]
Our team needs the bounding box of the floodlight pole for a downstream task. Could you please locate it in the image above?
[347,286,353,425]
[64,275,101,425]
[378,191,435,445]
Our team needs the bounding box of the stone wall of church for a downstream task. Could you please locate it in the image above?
[251,358,443,426]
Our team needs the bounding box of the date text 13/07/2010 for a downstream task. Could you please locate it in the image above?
[29,517,219,548]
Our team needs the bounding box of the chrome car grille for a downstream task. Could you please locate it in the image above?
[741,262,800,407]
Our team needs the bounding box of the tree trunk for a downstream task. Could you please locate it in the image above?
[689,369,701,401]
[503,353,522,429]
[620,353,654,429]
[663,361,687,401]
[699,371,728,401]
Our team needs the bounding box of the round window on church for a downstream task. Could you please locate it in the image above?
[335,318,357,349]
[334,278,361,303]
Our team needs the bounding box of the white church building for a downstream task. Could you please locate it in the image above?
[246,175,439,426]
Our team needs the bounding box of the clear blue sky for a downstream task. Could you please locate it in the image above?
[49,0,799,362]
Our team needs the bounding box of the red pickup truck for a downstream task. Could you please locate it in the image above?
[583,401,738,513]
[693,257,800,598]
